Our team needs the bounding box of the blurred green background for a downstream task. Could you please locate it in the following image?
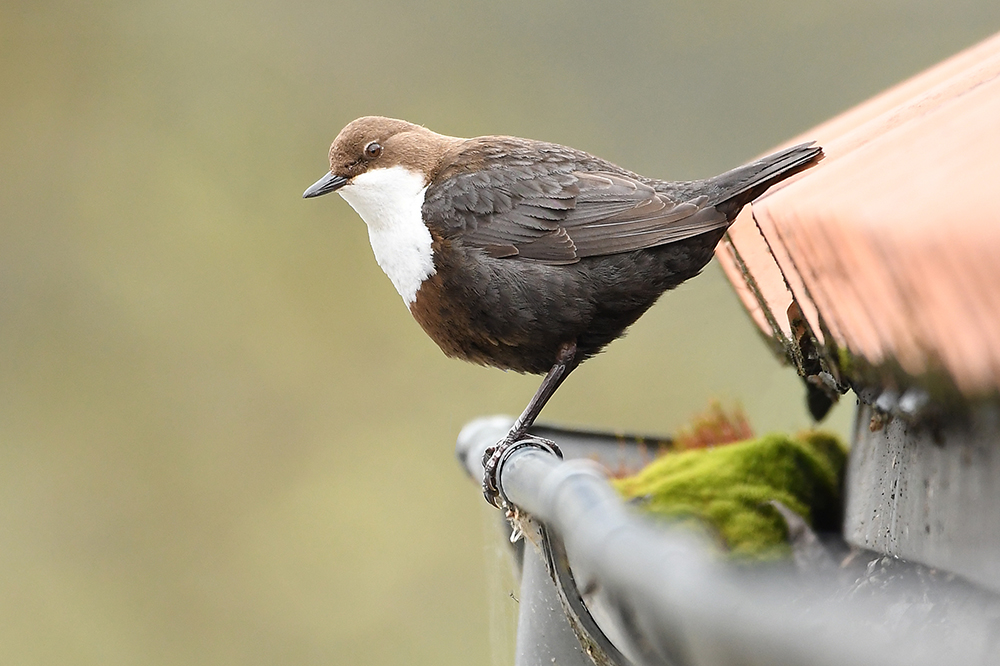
[2,1,999,664]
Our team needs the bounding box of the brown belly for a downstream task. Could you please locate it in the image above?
[409,268,567,374]
[406,232,724,374]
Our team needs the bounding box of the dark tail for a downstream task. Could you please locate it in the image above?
[709,142,824,218]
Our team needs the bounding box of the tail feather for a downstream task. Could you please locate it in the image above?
[709,142,824,217]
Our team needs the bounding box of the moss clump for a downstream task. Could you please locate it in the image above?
[612,431,847,560]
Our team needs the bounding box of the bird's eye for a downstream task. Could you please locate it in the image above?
[364,141,382,159]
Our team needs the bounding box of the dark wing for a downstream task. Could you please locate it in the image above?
[423,164,728,265]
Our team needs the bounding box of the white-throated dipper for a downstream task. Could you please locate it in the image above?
[304,116,822,506]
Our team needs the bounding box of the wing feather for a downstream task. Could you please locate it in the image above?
[423,151,729,265]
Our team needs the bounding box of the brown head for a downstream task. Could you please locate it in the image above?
[303,116,463,198]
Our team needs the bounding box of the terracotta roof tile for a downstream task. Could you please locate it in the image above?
[718,31,1000,398]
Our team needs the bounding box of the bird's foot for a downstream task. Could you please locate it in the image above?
[481,433,562,508]
[481,438,512,508]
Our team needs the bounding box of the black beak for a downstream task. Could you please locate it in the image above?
[302,172,349,199]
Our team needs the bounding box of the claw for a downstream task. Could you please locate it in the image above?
[481,439,509,508]
[481,434,564,509]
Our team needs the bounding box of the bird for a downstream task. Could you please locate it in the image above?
[303,116,822,506]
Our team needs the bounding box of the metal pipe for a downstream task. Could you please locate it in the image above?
[458,424,998,666]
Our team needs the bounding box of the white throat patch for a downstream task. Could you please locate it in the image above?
[338,166,435,307]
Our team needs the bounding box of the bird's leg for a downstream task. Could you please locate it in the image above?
[482,341,578,507]
[506,341,578,443]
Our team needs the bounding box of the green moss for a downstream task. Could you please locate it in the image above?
[612,432,847,560]
[835,345,855,378]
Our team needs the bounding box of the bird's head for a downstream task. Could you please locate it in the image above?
[303,116,461,199]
